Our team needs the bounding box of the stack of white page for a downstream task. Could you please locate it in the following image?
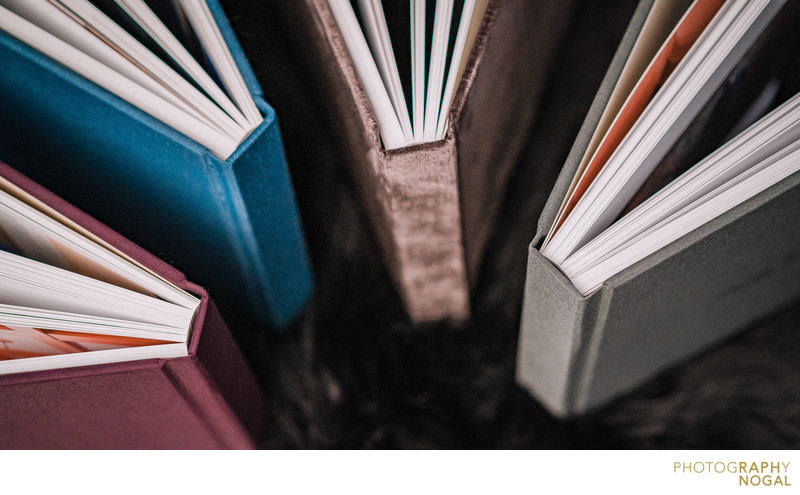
[0,175,199,375]
[563,92,800,294]
[541,0,797,294]
[0,0,261,159]
[327,0,489,148]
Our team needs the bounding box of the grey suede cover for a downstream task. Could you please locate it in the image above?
[516,0,800,417]
[279,0,575,322]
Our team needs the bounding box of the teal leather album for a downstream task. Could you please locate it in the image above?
[0,0,312,328]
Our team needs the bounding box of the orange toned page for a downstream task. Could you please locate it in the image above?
[549,0,725,237]
[0,324,83,360]
[42,329,172,351]
[0,324,172,360]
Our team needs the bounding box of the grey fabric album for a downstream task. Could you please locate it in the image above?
[516,0,800,416]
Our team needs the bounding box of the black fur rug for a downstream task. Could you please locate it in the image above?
[219,0,800,449]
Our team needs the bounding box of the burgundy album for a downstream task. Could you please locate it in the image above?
[0,161,266,449]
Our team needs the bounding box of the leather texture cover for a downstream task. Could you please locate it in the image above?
[0,0,312,329]
[0,160,266,449]
[516,0,800,417]
[277,0,575,322]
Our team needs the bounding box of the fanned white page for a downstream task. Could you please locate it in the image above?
[0,305,187,340]
[175,0,261,127]
[0,176,197,310]
[355,0,412,142]
[0,250,188,332]
[0,190,197,311]
[435,0,482,139]
[328,0,405,148]
[328,0,487,149]
[411,0,425,141]
[49,0,245,139]
[422,0,454,141]
[542,0,695,247]
[1,343,187,375]
[0,0,262,159]
[0,179,199,375]
[113,0,253,132]
[1,0,211,129]
[542,0,786,265]
[559,93,800,294]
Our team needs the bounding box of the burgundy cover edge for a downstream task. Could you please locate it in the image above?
[0,161,265,449]
[183,288,267,444]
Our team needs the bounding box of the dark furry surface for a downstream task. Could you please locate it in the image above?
[219,0,800,449]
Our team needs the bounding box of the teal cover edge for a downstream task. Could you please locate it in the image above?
[0,1,312,328]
